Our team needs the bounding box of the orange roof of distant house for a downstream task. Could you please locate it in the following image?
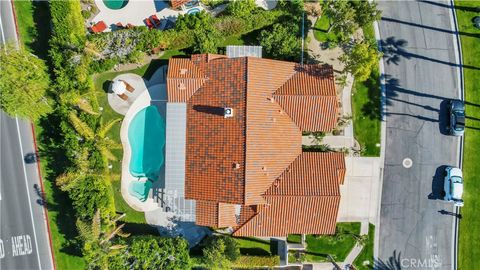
[166,54,343,237]
[169,0,190,9]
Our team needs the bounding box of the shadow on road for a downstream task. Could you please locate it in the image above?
[420,0,480,13]
[374,250,403,270]
[428,165,447,200]
[380,36,480,70]
[438,209,462,219]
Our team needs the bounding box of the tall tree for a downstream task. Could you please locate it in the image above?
[108,236,192,270]
[340,41,381,82]
[321,0,358,41]
[0,44,52,120]
[226,0,257,18]
[352,0,382,28]
[259,23,301,61]
[68,112,122,167]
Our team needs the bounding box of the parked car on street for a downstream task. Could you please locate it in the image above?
[448,99,465,136]
[444,166,464,207]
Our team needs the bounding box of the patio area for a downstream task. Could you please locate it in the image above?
[92,0,205,31]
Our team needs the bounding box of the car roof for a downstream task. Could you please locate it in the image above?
[452,182,463,199]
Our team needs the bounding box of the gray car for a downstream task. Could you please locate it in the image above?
[448,100,465,136]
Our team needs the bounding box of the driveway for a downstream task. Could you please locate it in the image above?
[338,157,381,224]
[377,1,461,268]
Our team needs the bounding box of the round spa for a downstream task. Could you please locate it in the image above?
[103,0,129,10]
[128,105,165,181]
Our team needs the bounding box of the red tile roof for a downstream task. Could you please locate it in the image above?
[169,0,190,9]
[196,201,238,228]
[166,55,343,237]
[233,196,340,237]
[234,152,345,237]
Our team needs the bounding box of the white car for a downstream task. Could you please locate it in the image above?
[444,166,464,207]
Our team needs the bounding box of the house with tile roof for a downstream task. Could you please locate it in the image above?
[163,51,346,237]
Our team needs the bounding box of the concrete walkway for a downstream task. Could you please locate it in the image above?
[302,73,356,152]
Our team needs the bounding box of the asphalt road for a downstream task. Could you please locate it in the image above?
[1,1,54,269]
[377,1,462,269]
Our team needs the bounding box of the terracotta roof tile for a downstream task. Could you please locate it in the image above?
[244,57,302,205]
[196,200,218,227]
[273,95,338,132]
[184,57,247,204]
[169,0,190,9]
[167,58,206,102]
[196,201,238,228]
[265,152,345,196]
[233,196,340,237]
[274,64,336,96]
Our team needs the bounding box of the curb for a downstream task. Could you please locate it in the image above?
[31,124,57,270]
[9,1,57,269]
[449,1,464,270]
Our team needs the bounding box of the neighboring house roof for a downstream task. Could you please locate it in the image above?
[169,0,190,9]
[166,54,343,237]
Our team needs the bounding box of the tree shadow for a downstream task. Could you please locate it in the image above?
[122,222,159,235]
[428,165,447,200]
[380,36,480,70]
[37,112,83,257]
[374,250,403,270]
[420,0,480,13]
[361,70,382,120]
[28,1,51,60]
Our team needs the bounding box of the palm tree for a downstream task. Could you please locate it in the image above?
[77,211,129,270]
[59,91,99,115]
[68,111,122,166]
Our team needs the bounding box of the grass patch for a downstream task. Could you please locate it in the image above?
[353,224,375,270]
[35,122,86,270]
[287,234,302,244]
[304,222,360,262]
[13,0,50,59]
[351,24,381,157]
[455,2,480,269]
[313,15,338,43]
[233,237,272,256]
[92,51,185,226]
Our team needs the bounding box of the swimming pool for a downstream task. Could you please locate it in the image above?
[128,106,165,180]
[103,0,128,10]
[187,8,201,15]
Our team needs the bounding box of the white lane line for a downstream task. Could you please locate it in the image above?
[0,11,7,48]
[15,118,42,270]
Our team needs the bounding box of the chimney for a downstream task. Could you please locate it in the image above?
[224,107,234,118]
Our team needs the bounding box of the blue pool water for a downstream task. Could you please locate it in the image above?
[187,8,201,14]
[103,0,128,9]
[128,106,165,180]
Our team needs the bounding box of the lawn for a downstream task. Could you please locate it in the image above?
[35,124,86,270]
[351,23,381,156]
[15,1,85,269]
[303,222,360,262]
[92,50,185,226]
[12,0,50,59]
[454,2,480,269]
[233,237,272,256]
[353,224,375,270]
[313,15,338,43]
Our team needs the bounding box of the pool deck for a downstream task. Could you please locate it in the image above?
[108,73,148,115]
[92,0,205,31]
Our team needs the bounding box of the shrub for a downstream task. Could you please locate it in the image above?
[81,9,91,19]
[259,23,301,61]
[226,0,257,18]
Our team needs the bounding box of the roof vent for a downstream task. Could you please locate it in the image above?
[178,82,186,90]
[180,68,188,75]
[233,163,241,169]
[224,108,234,118]
[267,97,275,103]
[262,166,267,171]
